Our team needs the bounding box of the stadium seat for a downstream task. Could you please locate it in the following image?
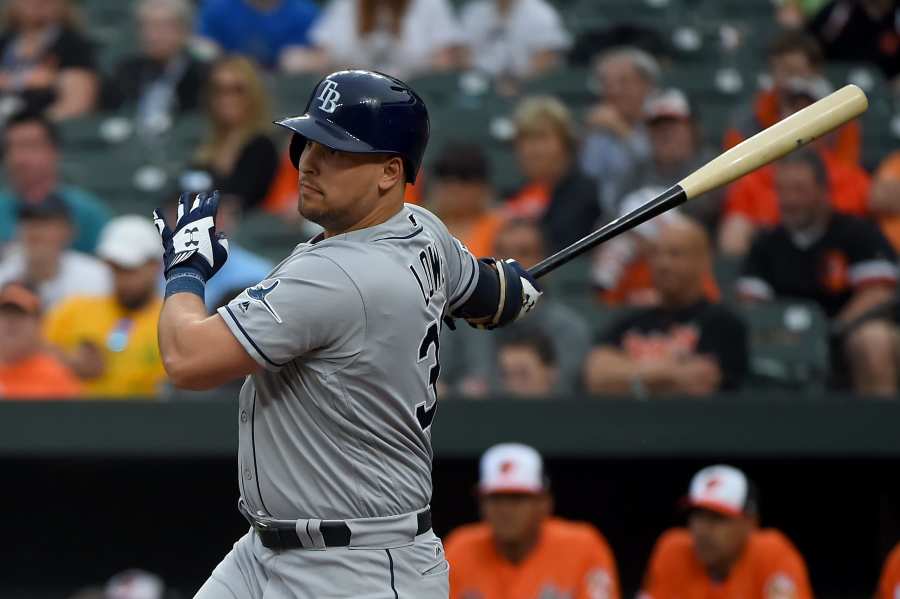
[738,300,830,391]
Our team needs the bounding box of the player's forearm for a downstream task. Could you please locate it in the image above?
[158,292,210,385]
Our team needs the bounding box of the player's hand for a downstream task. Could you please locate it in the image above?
[153,191,229,281]
[503,258,542,319]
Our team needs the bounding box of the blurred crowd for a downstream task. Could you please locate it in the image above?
[0,0,898,400]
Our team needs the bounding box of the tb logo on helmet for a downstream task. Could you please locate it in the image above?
[317,80,341,113]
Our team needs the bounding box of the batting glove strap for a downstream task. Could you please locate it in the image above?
[165,268,206,300]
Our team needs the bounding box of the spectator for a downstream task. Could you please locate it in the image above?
[579,47,658,215]
[195,0,319,71]
[0,195,111,309]
[445,443,620,599]
[497,329,558,397]
[491,218,591,394]
[639,465,813,599]
[294,0,463,78]
[439,219,590,398]
[0,282,81,399]
[870,151,900,251]
[0,110,110,252]
[0,0,97,119]
[880,542,900,599]
[593,188,720,307]
[102,0,209,119]
[459,0,571,80]
[200,194,272,310]
[723,31,860,166]
[188,56,278,211]
[620,89,723,231]
[718,147,870,257]
[506,96,600,253]
[428,142,503,258]
[737,150,898,396]
[808,0,900,82]
[585,216,748,397]
[44,216,166,397]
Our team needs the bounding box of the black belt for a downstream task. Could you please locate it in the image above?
[241,504,432,550]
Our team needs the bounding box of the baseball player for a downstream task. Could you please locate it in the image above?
[152,69,542,598]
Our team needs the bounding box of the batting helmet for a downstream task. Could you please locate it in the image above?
[275,70,430,183]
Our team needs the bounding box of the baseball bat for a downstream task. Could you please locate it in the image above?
[528,84,869,279]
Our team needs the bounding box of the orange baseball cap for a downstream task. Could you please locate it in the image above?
[0,283,40,315]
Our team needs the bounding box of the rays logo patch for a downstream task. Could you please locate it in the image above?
[246,279,282,323]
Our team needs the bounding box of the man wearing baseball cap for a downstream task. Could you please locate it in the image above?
[445,443,619,599]
[0,282,81,398]
[43,216,167,397]
[640,465,812,599]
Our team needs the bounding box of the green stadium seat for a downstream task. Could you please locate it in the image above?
[232,212,308,262]
[738,300,830,391]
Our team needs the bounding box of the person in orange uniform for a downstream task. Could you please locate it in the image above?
[640,465,813,599]
[445,443,619,599]
[0,282,81,398]
[879,542,900,599]
[44,215,167,397]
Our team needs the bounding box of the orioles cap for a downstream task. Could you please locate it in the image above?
[479,443,547,495]
[686,464,758,518]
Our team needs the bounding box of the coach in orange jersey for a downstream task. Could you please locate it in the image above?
[445,443,619,599]
[879,542,900,599]
[640,465,813,599]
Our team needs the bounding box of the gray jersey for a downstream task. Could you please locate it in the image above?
[218,204,479,520]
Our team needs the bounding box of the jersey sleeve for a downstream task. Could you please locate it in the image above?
[843,220,898,289]
[575,529,621,599]
[761,537,814,599]
[879,544,900,599]
[217,253,365,371]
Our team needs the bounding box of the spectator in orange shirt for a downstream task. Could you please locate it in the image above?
[879,542,900,599]
[723,31,860,166]
[445,443,619,599]
[428,141,503,258]
[870,151,900,252]
[640,465,813,599]
[0,282,81,399]
[719,148,870,257]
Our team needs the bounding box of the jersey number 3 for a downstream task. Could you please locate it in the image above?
[416,321,440,430]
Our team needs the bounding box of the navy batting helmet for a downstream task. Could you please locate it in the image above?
[275,70,430,183]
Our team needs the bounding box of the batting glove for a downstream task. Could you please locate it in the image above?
[153,191,229,299]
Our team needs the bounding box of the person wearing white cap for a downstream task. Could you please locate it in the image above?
[639,465,813,599]
[445,443,619,599]
[43,215,167,397]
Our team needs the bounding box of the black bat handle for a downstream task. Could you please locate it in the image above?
[528,184,689,279]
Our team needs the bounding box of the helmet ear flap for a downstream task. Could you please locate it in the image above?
[289,134,305,169]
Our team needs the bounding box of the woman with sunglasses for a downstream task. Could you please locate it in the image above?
[191,56,278,211]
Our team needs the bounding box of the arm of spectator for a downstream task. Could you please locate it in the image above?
[837,284,895,325]
[158,292,259,390]
[47,69,98,120]
[718,214,756,256]
[870,177,900,215]
[837,219,898,324]
[583,347,721,397]
[585,104,632,138]
[47,340,105,380]
[527,49,563,77]
[279,46,331,74]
